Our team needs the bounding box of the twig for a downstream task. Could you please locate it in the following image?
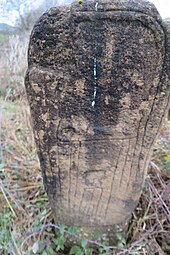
[11,233,22,255]
[22,223,158,255]
[147,178,170,223]
[21,223,118,252]
[116,223,158,255]
[150,161,165,188]
[0,183,17,217]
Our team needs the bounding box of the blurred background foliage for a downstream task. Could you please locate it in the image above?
[0,0,71,99]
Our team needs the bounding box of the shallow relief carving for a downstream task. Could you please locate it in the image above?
[25,0,170,241]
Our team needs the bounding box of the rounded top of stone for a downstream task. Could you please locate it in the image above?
[71,0,162,24]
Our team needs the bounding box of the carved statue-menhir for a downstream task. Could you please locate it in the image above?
[25,0,170,241]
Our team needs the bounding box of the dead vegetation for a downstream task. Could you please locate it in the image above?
[0,95,169,255]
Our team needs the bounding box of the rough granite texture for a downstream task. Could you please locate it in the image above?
[25,0,170,241]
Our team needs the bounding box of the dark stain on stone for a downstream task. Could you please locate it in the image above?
[43,175,57,197]
[123,198,138,211]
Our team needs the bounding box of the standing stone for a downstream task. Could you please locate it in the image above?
[25,0,170,242]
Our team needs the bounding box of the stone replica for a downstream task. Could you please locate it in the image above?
[25,0,170,242]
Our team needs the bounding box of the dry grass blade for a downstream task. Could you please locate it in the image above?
[0,183,17,217]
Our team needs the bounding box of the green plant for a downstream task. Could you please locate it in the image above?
[69,240,91,255]
[116,232,126,250]
[78,0,83,5]
[0,205,14,255]
[164,154,170,168]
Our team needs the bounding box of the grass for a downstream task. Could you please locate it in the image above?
[0,97,170,255]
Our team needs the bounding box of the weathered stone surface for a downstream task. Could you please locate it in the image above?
[25,0,170,238]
